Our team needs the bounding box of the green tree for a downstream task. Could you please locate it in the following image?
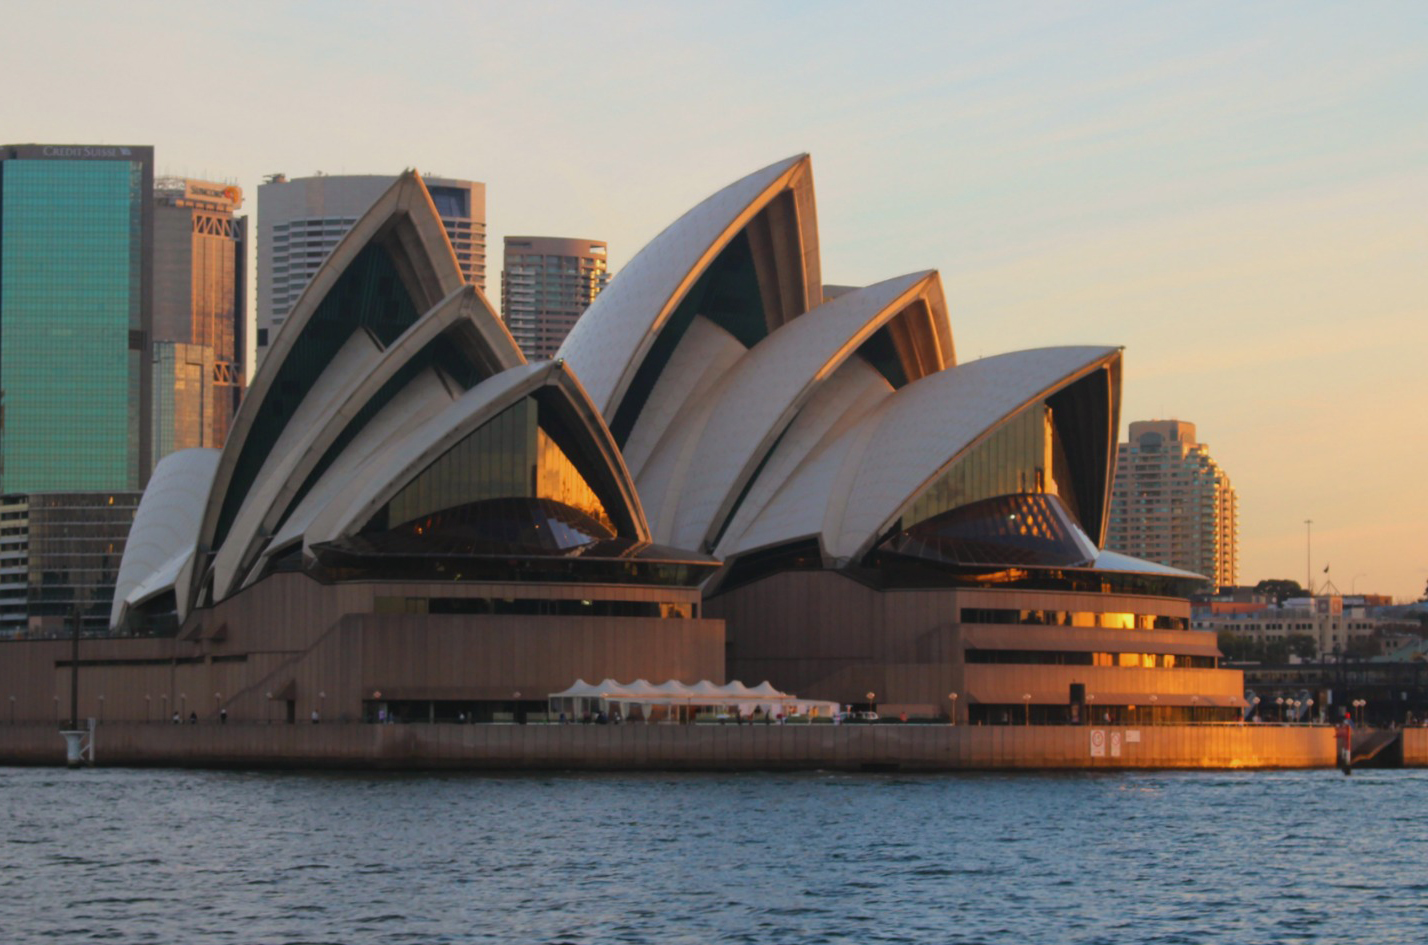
[1217,631,1255,662]
[1286,633,1317,660]
[1254,578,1305,605]
[1345,635,1382,659]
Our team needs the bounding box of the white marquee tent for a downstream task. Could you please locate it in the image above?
[548,678,839,721]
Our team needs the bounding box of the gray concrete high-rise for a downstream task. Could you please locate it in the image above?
[501,236,610,360]
[256,173,485,362]
[1106,420,1238,587]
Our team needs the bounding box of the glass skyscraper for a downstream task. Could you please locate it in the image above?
[0,144,153,492]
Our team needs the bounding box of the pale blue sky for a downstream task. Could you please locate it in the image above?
[4,0,1426,599]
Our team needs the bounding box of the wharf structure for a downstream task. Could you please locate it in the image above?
[0,156,1259,766]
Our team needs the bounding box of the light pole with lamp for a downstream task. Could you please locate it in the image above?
[1087,693,1097,724]
[1353,698,1367,727]
[1305,698,1314,724]
[865,691,876,718]
[1276,696,1285,723]
[319,691,326,722]
[948,692,958,725]
[1022,693,1032,726]
[160,693,168,720]
[1149,693,1158,725]
[97,695,104,723]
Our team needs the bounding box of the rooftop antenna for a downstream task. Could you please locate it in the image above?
[1304,519,1313,595]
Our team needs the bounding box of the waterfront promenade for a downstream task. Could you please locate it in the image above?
[4,721,1423,770]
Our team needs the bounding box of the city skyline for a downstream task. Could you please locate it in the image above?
[1,1,1424,599]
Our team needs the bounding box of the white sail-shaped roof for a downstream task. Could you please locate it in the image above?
[304,360,648,548]
[110,448,220,628]
[662,271,949,552]
[211,285,522,599]
[725,346,1121,562]
[558,154,820,420]
[194,171,465,608]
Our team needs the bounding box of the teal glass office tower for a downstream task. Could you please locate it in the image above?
[0,144,153,492]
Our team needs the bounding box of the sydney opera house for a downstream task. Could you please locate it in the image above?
[0,155,1244,728]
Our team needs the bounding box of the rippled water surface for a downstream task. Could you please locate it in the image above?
[3,766,1426,944]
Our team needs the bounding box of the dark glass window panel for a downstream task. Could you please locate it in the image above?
[427,186,468,219]
[855,324,909,389]
[371,497,612,556]
[880,493,1094,569]
[369,397,613,536]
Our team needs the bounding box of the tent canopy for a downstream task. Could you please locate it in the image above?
[548,678,839,715]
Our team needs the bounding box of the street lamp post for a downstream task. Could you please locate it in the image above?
[97,695,104,723]
[1022,693,1032,726]
[948,692,958,726]
[865,691,876,717]
[160,693,168,720]
[1276,696,1285,723]
[1305,698,1315,724]
[1149,694,1159,725]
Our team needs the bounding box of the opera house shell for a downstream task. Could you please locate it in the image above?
[2,156,1243,728]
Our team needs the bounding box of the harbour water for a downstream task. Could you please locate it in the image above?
[3,767,1425,944]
